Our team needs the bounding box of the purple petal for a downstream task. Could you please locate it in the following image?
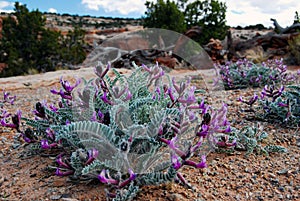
[128,169,136,180]
[196,155,207,168]
[41,139,50,149]
[171,155,181,170]
[56,154,70,169]
[55,168,74,176]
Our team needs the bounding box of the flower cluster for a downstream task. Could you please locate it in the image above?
[239,83,300,126]
[215,58,299,90]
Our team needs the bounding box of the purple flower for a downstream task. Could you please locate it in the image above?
[278,102,288,107]
[20,128,36,143]
[117,169,137,188]
[91,111,98,121]
[278,85,284,94]
[168,87,175,102]
[123,90,132,101]
[128,168,136,181]
[216,135,236,147]
[49,104,59,112]
[60,76,81,93]
[0,109,10,118]
[1,110,21,130]
[196,155,207,168]
[184,155,207,169]
[260,90,266,99]
[85,148,99,165]
[171,155,181,170]
[160,136,186,158]
[172,77,180,93]
[41,139,57,149]
[158,125,163,135]
[50,89,72,100]
[101,91,113,105]
[98,169,119,185]
[217,125,231,133]
[2,90,16,105]
[238,96,244,102]
[248,94,258,105]
[46,128,56,141]
[1,118,16,129]
[187,86,196,101]
[188,110,196,121]
[190,136,204,153]
[22,135,32,143]
[142,64,151,72]
[55,168,74,176]
[188,98,207,111]
[56,154,71,169]
[33,102,46,118]
[196,124,209,137]
[255,75,262,82]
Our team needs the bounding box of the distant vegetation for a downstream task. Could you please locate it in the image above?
[0,2,86,77]
[234,24,270,30]
[143,0,229,45]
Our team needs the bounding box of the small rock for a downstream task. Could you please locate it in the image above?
[278,186,285,192]
[296,138,300,147]
[11,143,20,149]
[286,194,292,199]
[61,199,80,201]
[169,193,185,201]
[277,169,288,175]
[268,173,276,178]
[50,195,62,200]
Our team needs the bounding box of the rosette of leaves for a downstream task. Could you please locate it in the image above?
[0,62,235,200]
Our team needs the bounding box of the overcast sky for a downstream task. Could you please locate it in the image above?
[0,0,299,28]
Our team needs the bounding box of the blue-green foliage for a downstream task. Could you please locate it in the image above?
[216,58,298,90]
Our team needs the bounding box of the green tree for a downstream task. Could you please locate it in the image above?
[0,2,46,77]
[0,2,86,77]
[142,0,228,46]
[143,0,186,33]
[60,26,86,66]
[184,0,228,45]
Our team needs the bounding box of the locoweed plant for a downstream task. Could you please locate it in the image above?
[0,62,235,200]
[0,62,286,200]
[215,58,299,90]
[216,123,287,156]
[239,83,300,127]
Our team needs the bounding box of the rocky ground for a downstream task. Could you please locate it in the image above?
[0,67,299,201]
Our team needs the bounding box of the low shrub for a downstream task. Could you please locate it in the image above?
[0,62,286,200]
[239,84,300,127]
[215,58,298,90]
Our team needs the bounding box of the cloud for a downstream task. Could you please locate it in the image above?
[48,8,57,13]
[223,0,300,27]
[0,1,14,13]
[81,0,147,15]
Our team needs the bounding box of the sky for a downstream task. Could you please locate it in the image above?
[0,0,299,28]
